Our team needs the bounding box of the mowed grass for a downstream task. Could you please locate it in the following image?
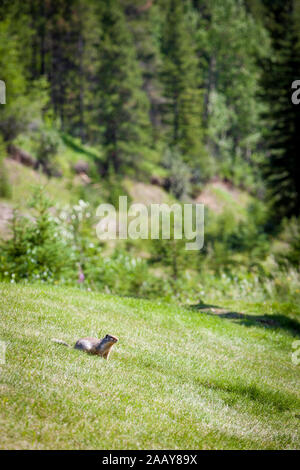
[0,283,300,449]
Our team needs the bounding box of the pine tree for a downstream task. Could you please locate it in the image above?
[62,0,101,142]
[261,0,300,219]
[122,0,164,147]
[24,0,98,139]
[160,0,206,172]
[192,0,267,184]
[0,9,47,143]
[96,0,151,174]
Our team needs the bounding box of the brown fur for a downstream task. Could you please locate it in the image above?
[52,334,118,360]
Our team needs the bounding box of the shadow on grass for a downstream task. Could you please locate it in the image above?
[61,134,103,162]
[195,378,297,412]
[120,351,297,412]
[188,301,300,337]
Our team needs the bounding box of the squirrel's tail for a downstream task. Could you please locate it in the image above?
[51,338,71,347]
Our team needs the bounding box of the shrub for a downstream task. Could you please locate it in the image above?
[0,136,11,198]
[84,248,152,297]
[0,188,74,282]
[162,147,191,199]
[203,202,271,275]
[33,128,61,175]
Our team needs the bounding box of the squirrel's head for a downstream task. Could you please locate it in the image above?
[99,334,118,359]
[104,334,118,344]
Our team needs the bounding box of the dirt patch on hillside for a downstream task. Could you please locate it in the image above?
[127,181,170,205]
[195,187,223,213]
[6,158,42,184]
[0,202,13,238]
[195,179,242,213]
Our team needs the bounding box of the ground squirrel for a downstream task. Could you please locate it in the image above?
[52,334,118,360]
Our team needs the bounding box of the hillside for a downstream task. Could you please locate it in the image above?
[1,0,300,453]
[0,283,299,450]
[0,149,252,237]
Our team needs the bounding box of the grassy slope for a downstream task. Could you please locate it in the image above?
[4,159,73,207]
[0,283,299,450]
[1,135,174,217]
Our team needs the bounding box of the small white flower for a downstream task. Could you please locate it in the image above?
[79,199,88,208]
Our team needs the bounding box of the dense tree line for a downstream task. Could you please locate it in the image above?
[0,0,299,219]
[260,0,300,219]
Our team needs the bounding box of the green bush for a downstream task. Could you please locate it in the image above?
[162,147,191,199]
[0,136,11,198]
[0,188,74,282]
[33,128,61,175]
[203,202,271,274]
[277,217,300,269]
[84,248,151,296]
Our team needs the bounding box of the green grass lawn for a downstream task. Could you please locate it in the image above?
[0,282,299,449]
